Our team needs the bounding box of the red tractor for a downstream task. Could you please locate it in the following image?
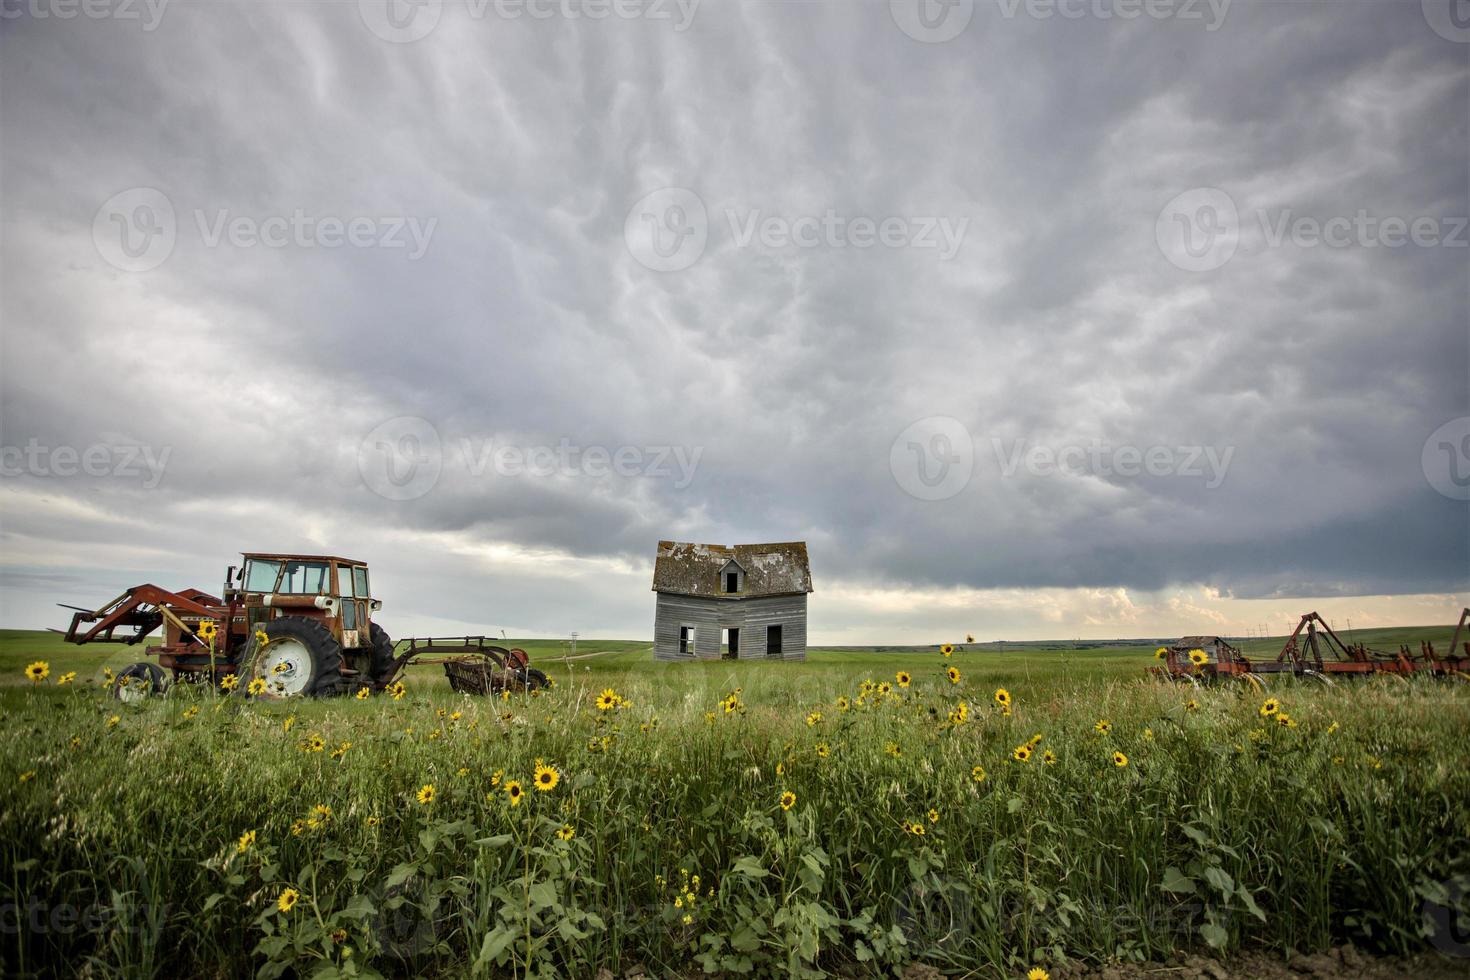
[60,552,547,699]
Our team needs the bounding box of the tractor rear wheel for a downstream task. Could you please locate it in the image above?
[367,622,397,683]
[251,616,345,697]
[114,662,167,702]
[521,667,549,690]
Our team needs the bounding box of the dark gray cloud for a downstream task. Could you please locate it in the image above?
[1,0,1465,640]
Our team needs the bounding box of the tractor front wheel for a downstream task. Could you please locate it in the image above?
[367,622,398,684]
[250,617,345,697]
[113,662,167,702]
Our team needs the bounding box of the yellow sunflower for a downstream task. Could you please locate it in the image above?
[1185,699,1199,712]
[1154,647,1168,659]
[1188,649,1208,666]
[1029,969,1051,980]
[815,743,830,758]
[940,644,954,657]
[1112,751,1129,768]
[220,674,239,692]
[277,888,299,913]
[237,829,256,854]
[993,687,1011,706]
[1013,745,1033,763]
[24,661,49,684]
[247,678,267,696]
[355,687,371,700]
[556,824,576,841]
[971,765,986,783]
[946,666,960,684]
[779,790,797,811]
[1094,719,1112,735]
[896,671,911,688]
[835,695,850,711]
[533,764,561,792]
[505,780,525,806]
[1260,698,1281,717]
[1043,750,1057,765]
[927,808,939,824]
[416,784,435,805]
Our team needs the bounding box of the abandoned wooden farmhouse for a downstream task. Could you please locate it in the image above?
[651,541,813,661]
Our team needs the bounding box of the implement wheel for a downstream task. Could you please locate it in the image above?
[249,616,345,697]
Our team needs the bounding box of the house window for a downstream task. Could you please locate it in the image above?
[679,625,696,656]
[724,571,739,593]
[767,624,783,656]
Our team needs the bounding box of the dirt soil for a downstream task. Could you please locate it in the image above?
[898,945,1470,980]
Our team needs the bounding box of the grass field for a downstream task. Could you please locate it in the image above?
[2,624,1468,978]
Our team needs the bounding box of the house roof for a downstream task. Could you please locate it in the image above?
[652,541,813,598]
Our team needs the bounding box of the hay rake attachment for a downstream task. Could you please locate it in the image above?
[386,636,549,694]
[1152,609,1470,687]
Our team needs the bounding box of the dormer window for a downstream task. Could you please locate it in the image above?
[720,560,745,594]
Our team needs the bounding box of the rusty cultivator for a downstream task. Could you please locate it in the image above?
[1152,609,1470,688]
[57,552,549,700]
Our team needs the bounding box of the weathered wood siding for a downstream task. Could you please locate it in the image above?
[653,592,807,661]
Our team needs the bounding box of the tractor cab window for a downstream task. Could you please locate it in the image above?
[336,566,355,597]
[353,566,369,598]
[279,561,328,594]
[243,559,282,593]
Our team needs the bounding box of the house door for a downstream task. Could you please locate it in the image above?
[723,628,739,659]
[766,624,783,657]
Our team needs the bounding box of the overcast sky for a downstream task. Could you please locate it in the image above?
[1,0,1466,644]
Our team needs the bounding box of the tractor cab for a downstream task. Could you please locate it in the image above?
[231,553,381,650]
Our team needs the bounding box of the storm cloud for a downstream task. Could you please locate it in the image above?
[0,0,1466,641]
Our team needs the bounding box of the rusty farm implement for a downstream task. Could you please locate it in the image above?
[58,552,549,699]
[1151,609,1470,688]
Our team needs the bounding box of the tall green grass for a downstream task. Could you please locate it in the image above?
[2,643,1468,979]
